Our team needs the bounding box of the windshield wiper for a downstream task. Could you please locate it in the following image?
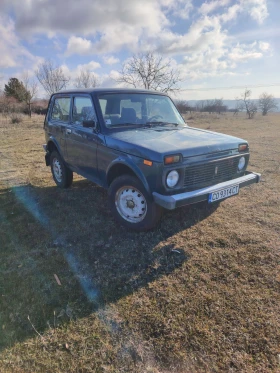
[109,123,140,128]
[144,121,179,127]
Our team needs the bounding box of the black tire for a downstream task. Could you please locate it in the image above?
[50,151,73,188]
[108,175,162,231]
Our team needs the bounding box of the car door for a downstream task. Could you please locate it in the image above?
[48,95,71,157]
[65,95,100,181]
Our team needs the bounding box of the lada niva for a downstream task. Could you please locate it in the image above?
[43,88,260,231]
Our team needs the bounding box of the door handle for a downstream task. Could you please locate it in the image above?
[66,129,72,134]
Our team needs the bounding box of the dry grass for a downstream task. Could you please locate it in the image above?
[0,113,279,372]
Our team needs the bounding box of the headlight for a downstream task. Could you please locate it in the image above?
[166,170,179,188]
[238,156,246,171]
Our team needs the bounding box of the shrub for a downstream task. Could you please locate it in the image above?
[10,113,23,124]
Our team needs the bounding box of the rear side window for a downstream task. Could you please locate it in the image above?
[51,97,71,122]
[73,96,97,126]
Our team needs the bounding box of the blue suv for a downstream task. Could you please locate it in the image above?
[43,88,260,231]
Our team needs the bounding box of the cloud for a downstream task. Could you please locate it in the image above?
[228,42,263,62]
[199,0,231,15]
[65,27,140,56]
[155,16,226,55]
[0,0,272,90]
[103,56,120,65]
[87,25,141,54]
[52,63,101,90]
[77,61,101,71]
[219,4,241,22]
[66,36,93,56]
[240,0,268,24]
[43,63,119,90]
[258,41,270,51]
[162,0,193,19]
[94,70,120,88]
[139,0,270,81]
[154,1,269,58]
[2,0,270,59]
[0,16,41,70]
[5,0,168,37]
[179,36,269,80]
[233,27,280,42]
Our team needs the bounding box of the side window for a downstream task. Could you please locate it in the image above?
[73,96,97,126]
[51,97,71,122]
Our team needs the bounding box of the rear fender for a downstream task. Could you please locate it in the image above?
[45,137,65,166]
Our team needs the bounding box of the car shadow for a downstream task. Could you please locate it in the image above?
[0,179,219,351]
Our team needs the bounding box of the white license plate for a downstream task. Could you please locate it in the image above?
[208,184,239,203]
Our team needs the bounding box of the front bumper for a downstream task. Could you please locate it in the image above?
[153,171,261,210]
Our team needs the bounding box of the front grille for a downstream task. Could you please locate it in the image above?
[183,157,241,191]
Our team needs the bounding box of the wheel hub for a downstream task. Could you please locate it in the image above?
[126,199,135,209]
[115,186,147,223]
[53,158,62,182]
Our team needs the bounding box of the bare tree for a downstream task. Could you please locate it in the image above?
[195,100,206,112]
[214,98,226,114]
[22,72,38,117]
[205,100,215,113]
[195,99,227,114]
[36,60,70,97]
[236,89,258,119]
[175,100,190,114]
[115,52,181,93]
[233,102,239,116]
[74,69,98,89]
[259,92,278,116]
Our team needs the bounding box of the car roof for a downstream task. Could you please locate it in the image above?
[53,88,169,96]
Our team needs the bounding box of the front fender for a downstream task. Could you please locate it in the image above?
[106,157,151,196]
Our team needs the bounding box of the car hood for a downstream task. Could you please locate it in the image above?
[105,126,247,162]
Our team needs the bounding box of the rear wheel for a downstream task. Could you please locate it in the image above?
[108,175,162,231]
[50,151,73,188]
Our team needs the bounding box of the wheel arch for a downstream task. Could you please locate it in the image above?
[47,138,61,155]
[45,138,65,166]
[106,159,151,195]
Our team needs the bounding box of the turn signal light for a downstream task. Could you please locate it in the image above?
[143,159,153,166]
[164,155,181,165]
[238,144,248,152]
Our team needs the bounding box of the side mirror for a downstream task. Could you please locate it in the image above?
[82,120,95,128]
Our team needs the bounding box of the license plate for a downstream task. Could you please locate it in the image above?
[208,184,239,203]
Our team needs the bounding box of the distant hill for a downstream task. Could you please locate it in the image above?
[186,98,280,112]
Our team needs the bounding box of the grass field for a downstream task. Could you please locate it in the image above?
[0,112,279,372]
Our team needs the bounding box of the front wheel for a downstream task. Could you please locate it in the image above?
[108,175,162,231]
[50,151,73,188]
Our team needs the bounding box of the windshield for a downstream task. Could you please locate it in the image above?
[98,93,186,128]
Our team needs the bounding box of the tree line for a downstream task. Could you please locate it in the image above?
[176,99,227,115]
[0,59,99,118]
[175,90,278,118]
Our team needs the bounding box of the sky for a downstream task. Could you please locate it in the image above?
[0,0,279,101]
